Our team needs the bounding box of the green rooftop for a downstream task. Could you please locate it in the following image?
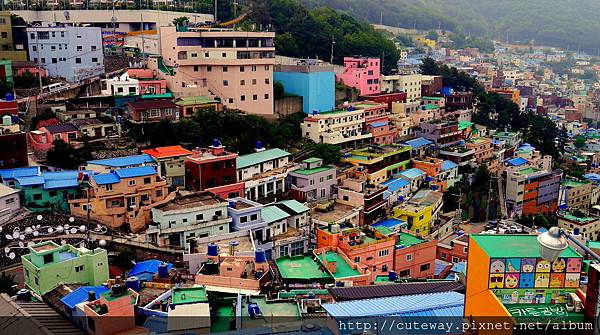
[422,96,442,101]
[518,167,540,175]
[562,179,590,188]
[237,148,290,169]
[292,166,333,175]
[471,235,581,258]
[458,121,474,130]
[275,255,333,281]
[560,211,597,223]
[175,95,219,106]
[171,287,208,305]
[275,200,309,214]
[261,205,290,224]
[421,103,439,110]
[303,157,322,163]
[278,289,329,299]
[396,232,426,247]
[317,251,362,279]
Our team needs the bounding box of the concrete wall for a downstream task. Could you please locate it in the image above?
[274,96,302,117]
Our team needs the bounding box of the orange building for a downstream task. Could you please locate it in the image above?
[83,286,142,335]
[490,87,521,105]
[465,235,585,335]
[69,166,173,232]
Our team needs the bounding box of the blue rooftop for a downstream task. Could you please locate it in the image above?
[369,121,388,128]
[399,168,425,180]
[381,178,410,192]
[13,170,91,190]
[0,166,40,181]
[404,137,433,149]
[506,157,528,166]
[115,166,157,178]
[129,260,173,280]
[94,173,121,185]
[441,160,458,171]
[434,259,453,277]
[322,291,465,318]
[371,218,407,229]
[87,154,155,168]
[60,286,110,309]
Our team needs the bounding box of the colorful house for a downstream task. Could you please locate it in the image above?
[392,189,443,237]
[287,158,336,202]
[174,95,222,117]
[29,123,79,152]
[22,241,109,295]
[274,62,335,114]
[126,99,179,123]
[83,286,141,335]
[464,235,585,334]
[84,154,157,173]
[341,144,412,185]
[336,57,381,95]
[143,145,192,189]
[69,166,172,232]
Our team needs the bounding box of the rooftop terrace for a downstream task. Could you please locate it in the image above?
[471,234,581,258]
[317,251,361,279]
[275,255,333,281]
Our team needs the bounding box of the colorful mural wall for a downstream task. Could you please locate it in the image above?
[488,257,582,289]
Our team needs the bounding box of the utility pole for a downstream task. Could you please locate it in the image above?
[214,0,217,22]
[330,35,335,64]
[380,11,383,25]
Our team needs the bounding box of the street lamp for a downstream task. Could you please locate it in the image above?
[538,226,600,262]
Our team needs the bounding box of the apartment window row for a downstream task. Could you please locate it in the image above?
[226,94,270,103]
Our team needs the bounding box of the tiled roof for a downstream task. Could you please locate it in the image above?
[143,145,192,159]
[87,154,155,167]
[236,148,290,169]
[404,137,433,149]
[327,281,464,301]
[322,291,465,317]
[60,286,110,309]
[44,123,78,134]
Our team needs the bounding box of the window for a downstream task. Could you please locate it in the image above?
[49,190,57,197]
[223,66,228,72]
[223,80,229,86]
[240,95,245,101]
[41,58,45,63]
[240,216,248,223]
[75,265,85,272]
[265,65,270,70]
[92,57,98,63]
[33,193,42,201]
[399,269,410,277]
[91,45,97,51]
[75,58,81,64]
[452,256,459,263]
[52,58,57,64]
[240,66,245,72]
[5,198,15,205]
[265,78,270,84]
[440,252,447,259]
[128,180,136,186]
[420,263,430,272]
[157,190,163,197]
[43,254,53,264]
[51,45,56,51]
[264,94,269,99]
[378,249,389,257]
[61,31,64,37]
[144,177,151,184]
[222,52,226,57]
[194,65,199,72]
[252,79,257,85]
[250,214,258,220]
[354,256,360,263]
[240,79,245,85]
[406,254,413,261]
[32,45,37,51]
[253,94,257,101]
[196,214,203,221]
[207,66,212,72]
[251,65,257,71]
[77,45,82,51]
[149,109,160,117]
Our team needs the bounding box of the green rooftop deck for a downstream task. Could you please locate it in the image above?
[471,235,581,258]
[275,255,332,281]
[562,179,590,188]
[396,232,426,247]
[560,212,597,223]
[278,289,329,299]
[171,287,208,305]
[318,251,361,279]
[292,166,333,175]
[241,296,301,329]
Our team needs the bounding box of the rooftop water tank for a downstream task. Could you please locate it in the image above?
[125,276,141,292]
[388,271,397,282]
[4,93,14,101]
[211,138,222,147]
[255,249,266,263]
[208,243,219,256]
[2,115,11,126]
[158,263,169,278]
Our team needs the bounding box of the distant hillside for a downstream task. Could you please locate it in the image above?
[300,0,600,53]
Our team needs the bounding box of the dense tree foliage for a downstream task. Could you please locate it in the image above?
[46,137,93,170]
[300,0,600,53]
[421,57,560,158]
[249,0,399,73]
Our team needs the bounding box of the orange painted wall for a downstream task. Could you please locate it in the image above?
[316,228,340,249]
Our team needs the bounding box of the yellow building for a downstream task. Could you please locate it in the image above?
[392,204,432,237]
[143,145,192,189]
[0,11,26,61]
[341,144,411,185]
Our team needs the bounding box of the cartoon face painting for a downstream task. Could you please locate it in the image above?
[506,258,521,273]
[490,259,505,273]
[551,258,566,273]
[519,273,535,288]
[505,274,520,288]
[550,273,565,288]
[536,259,551,273]
[489,274,504,288]
[535,273,550,287]
[522,258,536,273]
[565,273,580,288]
[567,258,582,273]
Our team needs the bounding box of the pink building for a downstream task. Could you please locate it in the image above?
[83,286,142,335]
[153,26,276,116]
[359,101,396,144]
[127,68,168,95]
[29,124,79,152]
[337,57,381,95]
[394,233,437,279]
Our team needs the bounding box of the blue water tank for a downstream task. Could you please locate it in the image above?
[255,140,263,149]
[125,276,141,292]
[254,270,263,279]
[212,138,222,147]
[574,227,580,235]
[255,249,266,263]
[4,93,14,101]
[158,263,169,278]
[388,271,397,282]
[208,243,219,256]
[248,303,262,318]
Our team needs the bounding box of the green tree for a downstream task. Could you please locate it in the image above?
[425,30,438,41]
[574,135,587,149]
[0,272,16,295]
[310,143,341,165]
[46,139,83,170]
[274,81,285,99]
[172,16,190,27]
[114,248,136,271]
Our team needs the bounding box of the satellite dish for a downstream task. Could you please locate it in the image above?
[27,242,34,247]
[19,234,25,240]
[69,217,75,223]
[70,228,77,234]
[12,231,19,238]
[8,252,15,260]
[47,228,54,234]
[36,215,43,221]
[4,247,9,253]
[56,226,64,234]
[25,227,33,235]
[33,231,39,237]
[99,240,107,247]
[79,225,86,233]
[60,240,66,245]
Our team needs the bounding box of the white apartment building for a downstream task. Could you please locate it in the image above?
[236,148,296,202]
[27,24,104,82]
[301,108,372,146]
[101,72,140,96]
[381,74,422,103]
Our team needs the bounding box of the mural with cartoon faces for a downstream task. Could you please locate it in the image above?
[551,258,566,273]
[564,273,580,288]
[489,274,504,288]
[536,259,551,273]
[535,273,550,287]
[504,274,520,288]
[549,273,565,288]
[521,258,536,273]
[490,259,506,274]
[506,258,521,273]
[567,258,582,273]
[519,273,535,288]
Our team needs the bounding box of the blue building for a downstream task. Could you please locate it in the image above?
[274,62,335,114]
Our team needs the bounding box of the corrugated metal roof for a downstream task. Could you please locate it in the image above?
[15,176,45,186]
[328,281,465,301]
[94,173,120,185]
[322,291,464,317]
[236,148,290,169]
[44,179,79,189]
[0,166,40,180]
[261,205,290,224]
[369,121,388,128]
[115,166,157,178]
[275,200,309,214]
[404,137,433,149]
[441,160,458,171]
[399,168,425,180]
[87,154,155,167]
[60,286,109,309]
[381,178,410,192]
[506,157,528,166]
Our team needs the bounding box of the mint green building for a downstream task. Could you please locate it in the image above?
[22,241,109,295]
[12,170,87,212]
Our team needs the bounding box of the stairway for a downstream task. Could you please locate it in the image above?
[16,301,84,335]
